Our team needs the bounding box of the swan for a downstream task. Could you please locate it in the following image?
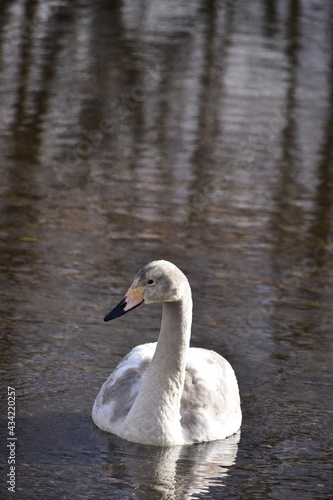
[92,260,242,446]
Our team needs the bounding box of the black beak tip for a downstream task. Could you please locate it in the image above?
[104,297,127,322]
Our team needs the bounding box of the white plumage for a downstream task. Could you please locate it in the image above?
[93,260,241,446]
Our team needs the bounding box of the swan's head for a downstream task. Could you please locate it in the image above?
[104,260,190,321]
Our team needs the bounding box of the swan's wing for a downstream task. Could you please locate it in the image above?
[181,347,241,442]
[92,342,156,433]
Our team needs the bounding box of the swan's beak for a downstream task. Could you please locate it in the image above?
[104,286,144,321]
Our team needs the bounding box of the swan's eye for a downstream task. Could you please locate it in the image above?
[147,279,154,285]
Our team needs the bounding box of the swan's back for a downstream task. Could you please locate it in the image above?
[93,343,241,443]
[181,348,241,443]
[93,343,155,435]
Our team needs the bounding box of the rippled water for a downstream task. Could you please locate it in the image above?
[1,1,332,499]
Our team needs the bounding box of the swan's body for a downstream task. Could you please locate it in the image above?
[93,260,241,446]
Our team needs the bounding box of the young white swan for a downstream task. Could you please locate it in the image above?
[92,260,242,446]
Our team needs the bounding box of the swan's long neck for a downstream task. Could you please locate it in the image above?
[122,292,192,446]
[155,298,192,375]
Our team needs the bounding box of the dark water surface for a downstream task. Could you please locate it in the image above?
[1,1,333,498]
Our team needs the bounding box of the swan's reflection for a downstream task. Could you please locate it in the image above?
[100,432,240,499]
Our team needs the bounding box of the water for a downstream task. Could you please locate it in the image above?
[0,0,332,498]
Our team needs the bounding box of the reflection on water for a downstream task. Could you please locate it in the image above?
[98,433,240,500]
[0,0,333,499]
